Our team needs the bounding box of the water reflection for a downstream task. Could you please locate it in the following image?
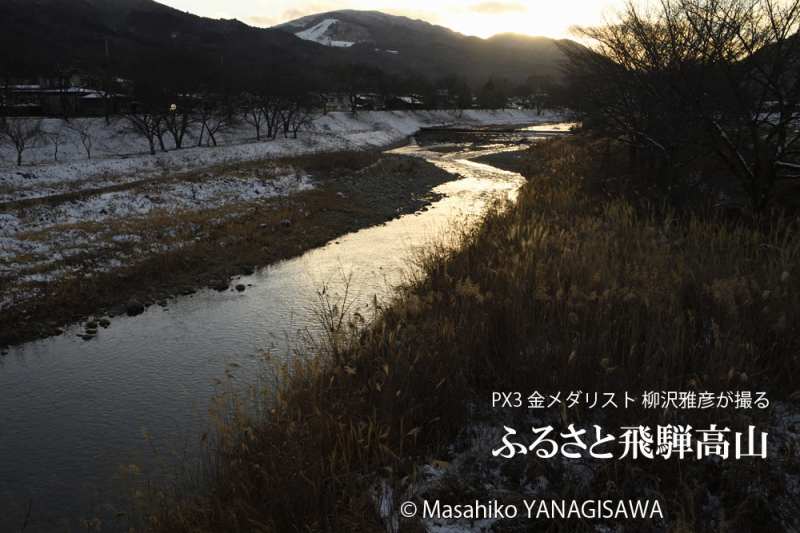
[0,129,554,531]
[522,122,579,132]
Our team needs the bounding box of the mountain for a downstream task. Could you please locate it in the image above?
[280,11,462,49]
[0,0,332,81]
[277,10,574,84]
[0,1,574,89]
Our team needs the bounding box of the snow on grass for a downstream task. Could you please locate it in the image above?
[0,109,566,311]
[0,172,312,287]
[7,172,311,237]
[0,163,314,311]
[0,110,564,203]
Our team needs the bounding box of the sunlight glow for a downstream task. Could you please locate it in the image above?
[157,0,625,39]
[441,1,615,39]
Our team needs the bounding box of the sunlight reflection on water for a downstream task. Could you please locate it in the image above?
[0,128,561,531]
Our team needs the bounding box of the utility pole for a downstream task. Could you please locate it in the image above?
[103,38,112,124]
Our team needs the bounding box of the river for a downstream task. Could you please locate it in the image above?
[0,123,570,531]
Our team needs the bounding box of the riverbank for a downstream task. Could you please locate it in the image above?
[0,110,560,202]
[0,134,534,532]
[147,136,800,532]
[0,151,458,348]
[0,110,563,349]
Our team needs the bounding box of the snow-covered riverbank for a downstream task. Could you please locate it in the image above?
[0,111,566,345]
[0,109,564,203]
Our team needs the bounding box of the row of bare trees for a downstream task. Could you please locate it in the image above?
[122,90,318,156]
[239,91,318,141]
[0,117,96,166]
[0,90,317,165]
[565,0,800,209]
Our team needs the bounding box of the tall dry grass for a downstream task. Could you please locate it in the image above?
[144,138,800,532]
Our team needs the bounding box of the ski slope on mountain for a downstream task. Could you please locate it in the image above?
[295,18,355,47]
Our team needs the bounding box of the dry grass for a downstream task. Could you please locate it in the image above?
[139,138,800,532]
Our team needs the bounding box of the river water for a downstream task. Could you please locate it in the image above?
[0,125,568,531]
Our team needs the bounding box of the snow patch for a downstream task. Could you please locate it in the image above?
[295,19,355,48]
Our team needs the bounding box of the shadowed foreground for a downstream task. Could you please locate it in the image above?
[141,138,800,532]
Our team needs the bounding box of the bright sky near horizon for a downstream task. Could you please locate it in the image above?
[156,0,625,39]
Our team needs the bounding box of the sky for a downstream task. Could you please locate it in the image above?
[156,0,625,39]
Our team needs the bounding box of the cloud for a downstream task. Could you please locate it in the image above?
[246,15,278,26]
[280,7,318,20]
[381,7,444,24]
[470,1,527,14]
[246,3,340,27]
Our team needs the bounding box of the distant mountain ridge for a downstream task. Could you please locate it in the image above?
[0,1,575,88]
[277,10,574,84]
[0,0,331,80]
[279,10,463,48]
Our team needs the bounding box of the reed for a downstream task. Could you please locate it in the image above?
[145,137,800,532]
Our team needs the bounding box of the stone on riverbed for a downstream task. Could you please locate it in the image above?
[212,280,229,292]
[126,300,145,316]
[107,304,126,317]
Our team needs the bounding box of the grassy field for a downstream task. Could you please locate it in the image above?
[140,137,800,532]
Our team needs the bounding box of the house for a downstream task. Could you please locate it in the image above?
[1,83,131,117]
[321,93,351,113]
[353,92,385,111]
[385,95,425,110]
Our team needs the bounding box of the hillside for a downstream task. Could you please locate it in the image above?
[278,10,574,84]
[0,2,573,89]
[0,0,331,82]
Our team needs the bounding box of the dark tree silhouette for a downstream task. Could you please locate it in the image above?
[1,118,42,166]
[566,0,800,208]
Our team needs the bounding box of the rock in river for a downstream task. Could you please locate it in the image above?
[126,300,145,316]
[107,304,127,317]
[212,280,229,292]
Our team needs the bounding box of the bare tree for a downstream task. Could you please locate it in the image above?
[197,99,233,147]
[45,130,63,162]
[568,0,800,208]
[282,98,318,139]
[164,101,195,149]
[124,111,163,155]
[257,91,285,140]
[0,118,42,166]
[241,95,265,140]
[66,118,95,159]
